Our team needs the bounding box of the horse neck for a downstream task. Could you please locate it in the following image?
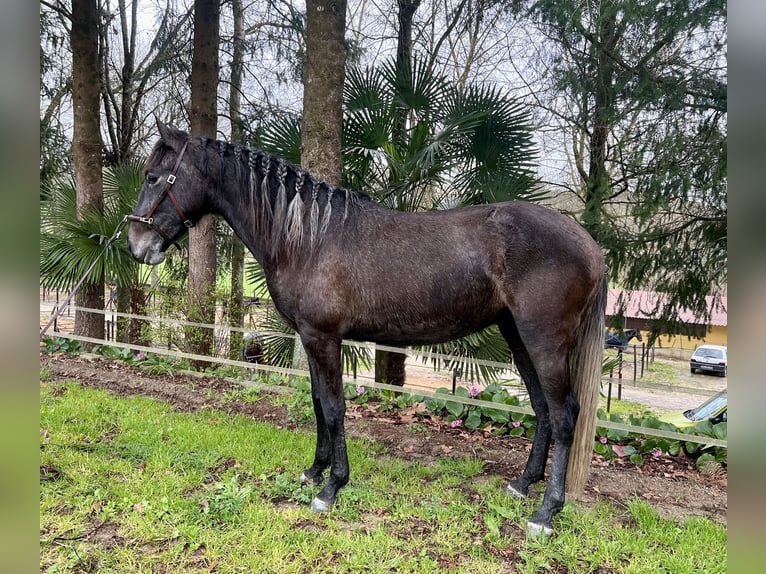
[212,142,356,266]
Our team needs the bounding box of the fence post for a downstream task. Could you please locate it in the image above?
[452,369,458,394]
[617,351,623,400]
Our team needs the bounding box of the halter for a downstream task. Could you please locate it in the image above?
[127,140,193,244]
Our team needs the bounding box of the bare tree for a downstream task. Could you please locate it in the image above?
[98,0,194,164]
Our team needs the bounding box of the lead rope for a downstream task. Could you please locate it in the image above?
[40,214,132,338]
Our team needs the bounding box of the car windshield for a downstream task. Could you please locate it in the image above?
[695,348,724,359]
[684,390,727,421]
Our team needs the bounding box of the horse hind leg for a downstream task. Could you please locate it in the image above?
[502,336,552,498]
[525,353,579,537]
[527,386,579,536]
[500,316,579,536]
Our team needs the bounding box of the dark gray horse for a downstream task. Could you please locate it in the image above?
[127,120,607,535]
[605,328,643,351]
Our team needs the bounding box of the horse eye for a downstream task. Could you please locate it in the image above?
[146,173,160,185]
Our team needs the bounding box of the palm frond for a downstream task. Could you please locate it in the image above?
[415,325,513,384]
[40,161,144,291]
[259,114,302,165]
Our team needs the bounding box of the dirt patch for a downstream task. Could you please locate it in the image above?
[40,353,727,526]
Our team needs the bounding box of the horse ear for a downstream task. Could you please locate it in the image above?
[155,117,187,151]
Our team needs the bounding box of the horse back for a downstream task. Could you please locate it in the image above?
[267,201,604,346]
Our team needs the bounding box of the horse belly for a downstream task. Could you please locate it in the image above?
[346,276,500,346]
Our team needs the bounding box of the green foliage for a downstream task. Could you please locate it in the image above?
[199,474,253,525]
[276,376,315,424]
[259,471,316,505]
[204,364,247,380]
[344,384,418,413]
[424,384,537,438]
[88,344,195,374]
[40,336,83,355]
[417,326,513,384]
[531,0,727,336]
[340,57,542,209]
[594,408,727,466]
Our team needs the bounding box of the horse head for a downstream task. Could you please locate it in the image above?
[127,119,206,265]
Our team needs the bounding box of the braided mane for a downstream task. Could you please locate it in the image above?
[186,137,365,258]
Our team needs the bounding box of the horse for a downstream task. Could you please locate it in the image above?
[605,328,643,351]
[127,120,607,536]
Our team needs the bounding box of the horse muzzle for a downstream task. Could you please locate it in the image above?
[127,224,167,265]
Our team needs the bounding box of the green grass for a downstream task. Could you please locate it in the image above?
[40,380,726,573]
[640,360,680,385]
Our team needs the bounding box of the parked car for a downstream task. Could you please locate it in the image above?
[689,344,727,377]
[659,389,727,428]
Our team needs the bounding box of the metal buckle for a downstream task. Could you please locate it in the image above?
[183,220,194,228]
[166,174,176,185]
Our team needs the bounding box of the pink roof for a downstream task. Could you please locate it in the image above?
[606,289,727,327]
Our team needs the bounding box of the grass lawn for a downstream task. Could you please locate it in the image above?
[40,380,726,573]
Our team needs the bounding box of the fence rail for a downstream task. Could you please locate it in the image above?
[39,297,726,449]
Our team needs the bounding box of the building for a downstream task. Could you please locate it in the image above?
[606,289,727,350]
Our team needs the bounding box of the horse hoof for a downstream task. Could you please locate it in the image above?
[310,497,332,513]
[526,520,553,538]
[507,484,527,498]
[300,473,310,485]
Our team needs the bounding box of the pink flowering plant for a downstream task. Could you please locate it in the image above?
[593,408,727,469]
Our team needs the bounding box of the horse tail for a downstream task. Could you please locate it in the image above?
[566,272,608,495]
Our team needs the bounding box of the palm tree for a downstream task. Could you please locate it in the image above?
[248,56,544,385]
[40,159,151,344]
[342,58,543,208]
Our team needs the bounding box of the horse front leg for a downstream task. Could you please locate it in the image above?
[300,357,331,487]
[299,331,349,513]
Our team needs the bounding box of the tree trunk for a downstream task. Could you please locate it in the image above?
[300,0,347,183]
[374,350,406,386]
[228,0,246,360]
[582,5,618,240]
[71,0,104,348]
[374,0,422,386]
[396,0,422,70]
[293,0,348,370]
[187,0,220,364]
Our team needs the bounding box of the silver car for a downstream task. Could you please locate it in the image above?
[689,344,727,377]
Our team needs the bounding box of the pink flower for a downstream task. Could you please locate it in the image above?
[599,436,608,444]
[512,420,522,428]
[136,352,146,361]
[450,419,463,428]
[356,385,365,397]
[468,385,481,398]
[652,447,662,458]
